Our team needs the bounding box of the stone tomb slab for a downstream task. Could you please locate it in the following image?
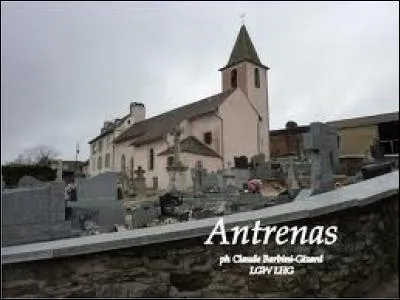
[75,172,118,201]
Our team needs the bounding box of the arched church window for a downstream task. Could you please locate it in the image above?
[204,131,212,145]
[121,154,126,173]
[98,156,102,170]
[254,68,260,88]
[231,68,237,88]
[167,156,174,167]
[105,153,110,168]
[149,148,154,170]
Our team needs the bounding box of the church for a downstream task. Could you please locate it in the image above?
[88,25,270,190]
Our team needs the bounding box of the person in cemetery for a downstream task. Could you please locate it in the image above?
[64,182,76,220]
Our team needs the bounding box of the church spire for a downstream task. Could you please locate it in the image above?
[220,25,267,71]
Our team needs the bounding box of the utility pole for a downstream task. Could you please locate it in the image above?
[75,142,80,175]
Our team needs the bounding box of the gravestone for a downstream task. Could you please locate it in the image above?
[370,139,385,160]
[234,155,249,169]
[200,171,222,193]
[69,200,125,233]
[133,166,146,196]
[222,162,237,195]
[231,168,251,188]
[252,161,272,179]
[70,208,99,232]
[129,204,160,229]
[250,153,266,167]
[75,172,118,201]
[17,175,47,188]
[191,160,207,195]
[159,192,183,217]
[72,172,124,232]
[286,157,301,199]
[152,176,158,190]
[303,122,339,195]
[2,182,77,247]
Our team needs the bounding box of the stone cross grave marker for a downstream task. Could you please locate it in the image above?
[191,160,206,195]
[56,159,63,181]
[167,125,188,192]
[171,125,183,165]
[134,166,146,196]
[303,122,339,195]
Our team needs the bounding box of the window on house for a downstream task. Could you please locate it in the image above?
[378,121,399,155]
[204,131,212,145]
[379,140,399,155]
[167,156,174,167]
[105,153,110,168]
[149,148,154,170]
[98,140,103,152]
[254,68,260,88]
[98,156,102,170]
[231,68,237,88]
[92,143,97,155]
[121,154,126,172]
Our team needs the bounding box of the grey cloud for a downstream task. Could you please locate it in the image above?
[1,1,398,163]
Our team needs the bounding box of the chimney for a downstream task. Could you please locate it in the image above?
[101,121,114,133]
[130,102,146,123]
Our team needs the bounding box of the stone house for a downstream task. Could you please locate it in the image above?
[88,25,271,190]
[270,111,399,158]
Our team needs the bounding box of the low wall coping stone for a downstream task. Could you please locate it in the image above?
[2,171,398,265]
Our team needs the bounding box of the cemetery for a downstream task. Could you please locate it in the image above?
[1,121,398,297]
[2,121,398,245]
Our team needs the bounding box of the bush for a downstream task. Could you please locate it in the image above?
[1,164,57,187]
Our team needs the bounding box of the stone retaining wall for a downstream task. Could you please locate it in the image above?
[2,193,398,298]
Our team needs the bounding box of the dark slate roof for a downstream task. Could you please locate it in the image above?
[220,25,268,71]
[115,89,235,146]
[88,114,130,144]
[269,111,399,136]
[88,128,114,145]
[157,136,221,158]
[327,112,399,129]
[270,125,310,136]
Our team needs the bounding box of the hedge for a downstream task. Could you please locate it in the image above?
[1,164,57,188]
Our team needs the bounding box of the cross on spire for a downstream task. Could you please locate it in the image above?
[240,13,245,25]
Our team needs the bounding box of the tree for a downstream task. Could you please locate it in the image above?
[13,145,59,165]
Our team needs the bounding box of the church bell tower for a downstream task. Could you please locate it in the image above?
[219,24,270,160]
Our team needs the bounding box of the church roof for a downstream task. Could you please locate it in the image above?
[220,25,268,71]
[88,113,130,144]
[157,136,221,158]
[327,111,399,129]
[115,89,235,146]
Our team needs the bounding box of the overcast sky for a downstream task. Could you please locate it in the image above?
[1,1,399,163]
